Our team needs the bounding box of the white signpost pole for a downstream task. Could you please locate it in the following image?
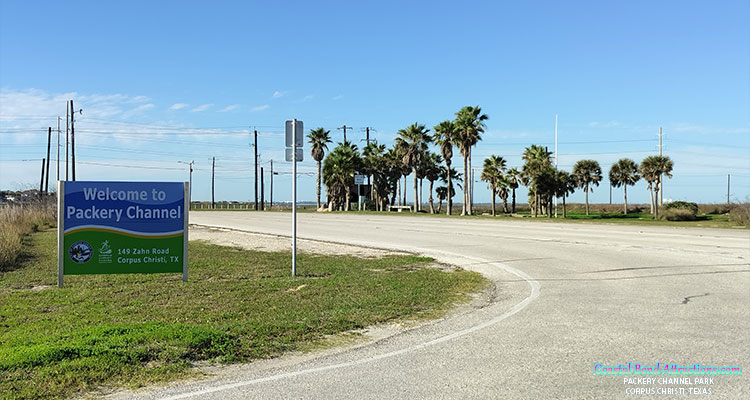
[292,119,297,277]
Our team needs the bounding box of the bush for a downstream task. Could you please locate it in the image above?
[661,208,697,221]
[729,203,750,226]
[663,201,699,214]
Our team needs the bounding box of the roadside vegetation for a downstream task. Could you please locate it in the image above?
[0,230,486,399]
[0,202,55,271]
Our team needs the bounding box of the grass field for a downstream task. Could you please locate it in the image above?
[0,230,486,399]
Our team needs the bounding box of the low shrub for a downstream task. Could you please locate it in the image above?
[663,201,699,214]
[661,208,697,221]
[729,203,750,226]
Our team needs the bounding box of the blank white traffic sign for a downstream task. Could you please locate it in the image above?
[285,120,304,147]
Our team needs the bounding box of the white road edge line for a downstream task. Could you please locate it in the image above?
[160,227,541,400]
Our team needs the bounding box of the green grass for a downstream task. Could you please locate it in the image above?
[0,230,486,399]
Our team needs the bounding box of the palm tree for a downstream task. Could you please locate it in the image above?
[308,128,332,209]
[435,186,448,213]
[554,170,575,218]
[522,145,553,216]
[572,159,602,216]
[395,123,431,212]
[497,177,510,213]
[639,155,673,219]
[481,155,507,216]
[506,167,522,214]
[362,141,387,210]
[433,120,457,215]
[423,152,443,214]
[454,106,488,215]
[322,143,360,211]
[609,158,640,215]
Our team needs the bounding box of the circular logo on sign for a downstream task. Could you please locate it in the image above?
[69,241,92,263]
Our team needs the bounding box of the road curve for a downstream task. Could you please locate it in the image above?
[116,212,749,399]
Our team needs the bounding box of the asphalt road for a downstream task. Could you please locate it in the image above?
[115,212,749,399]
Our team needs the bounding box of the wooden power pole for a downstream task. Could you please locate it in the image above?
[71,100,76,181]
[254,129,258,210]
[260,167,265,210]
[45,127,52,193]
[39,159,45,198]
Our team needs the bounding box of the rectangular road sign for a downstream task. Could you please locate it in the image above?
[354,174,366,185]
[286,148,303,162]
[285,120,304,147]
[58,181,189,286]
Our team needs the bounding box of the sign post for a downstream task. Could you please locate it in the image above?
[285,119,303,277]
[354,173,366,211]
[57,181,189,287]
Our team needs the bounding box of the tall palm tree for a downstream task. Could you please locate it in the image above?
[435,186,448,213]
[609,158,640,215]
[506,168,522,214]
[521,145,553,216]
[481,155,507,216]
[395,122,431,212]
[362,141,387,210]
[433,120,457,215]
[308,128,332,209]
[572,159,602,216]
[639,155,673,219]
[454,106,488,215]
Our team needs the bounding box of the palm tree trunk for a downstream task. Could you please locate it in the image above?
[413,168,418,213]
[623,185,628,215]
[316,161,322,209]
[512,187,516,214]
[428,180,435,214]
[345,187,351,211]
[654,185,660,219]
[468,147,473,215]
[437,198,443,213]
[461,153,468,215]
[491,186,496,216]
[585,183,590,215]
[419,178,423,212]
[446,159,453,216]
[563,195,567,218]
[649,184,654,214]
[533,188,538,217]
[403,175,407,207]
[397,179,401,207]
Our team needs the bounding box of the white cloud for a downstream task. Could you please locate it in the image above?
[251,104,269,112]
[218,104,241,112]
[191,104,213,112]
[273,91,287,98]
[332,94,344,100]
[587,120,620,128]
[169,103,189,110]
[121,103,155,118]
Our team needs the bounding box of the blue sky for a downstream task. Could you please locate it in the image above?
[1,1,748,204]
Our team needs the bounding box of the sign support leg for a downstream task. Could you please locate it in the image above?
[292,119,297,277]
[57,181,64,288]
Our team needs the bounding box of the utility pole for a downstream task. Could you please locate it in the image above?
[211,156,215,209]
[609,181,612,204]
[338,125,353,143]
[364,127,374,191]
[554,114,558,218]
[45,127,52,193]
[178,160,194,204]
[56,117,61,182]
[39,159,45,198]
[659,126,663,206]
[65,101,69,180]
[269,160,273,208]
[260,167,265,210]
[727,174,731,204]
[253,129,258,210]
[70,100,76,181]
